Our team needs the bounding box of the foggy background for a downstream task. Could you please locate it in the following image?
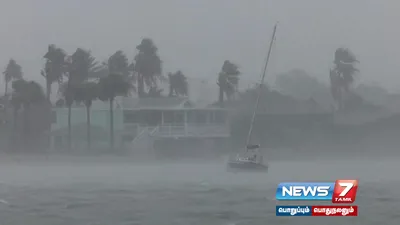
[0,1,400,225]
[1,0,399,97]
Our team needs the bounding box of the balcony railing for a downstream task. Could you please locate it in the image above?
[151,123,229,138]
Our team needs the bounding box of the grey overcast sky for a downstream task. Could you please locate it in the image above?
[0,0,399,92]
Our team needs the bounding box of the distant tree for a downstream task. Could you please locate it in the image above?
[3,59,23,96]
[98,74,132,150]
[134,38,162,97]
[330,48,359,110]
[63,48,100,150]
[275,69,332,108]
[354,83,389,106]
[217,60,240,105]
[11,79,46,146]
[74,82,98,149]
[168,70,188,97]
[42,45,67,102]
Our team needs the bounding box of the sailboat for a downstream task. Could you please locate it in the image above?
[227,23,278,173]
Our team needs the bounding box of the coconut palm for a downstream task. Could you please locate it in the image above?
[64,48,101,150]
[333,48,359,91]
[42,45,67,102]
[168,70,188,97]
[217,60,240,105]
[134,38,162,97]
[98,73,132,150]
[3,59,23,97]
[330,48,359,110]
[74,82,98,149]
[108,50,130,76]
[108,50,137,92]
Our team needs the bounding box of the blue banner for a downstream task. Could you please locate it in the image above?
[276,182,334,201]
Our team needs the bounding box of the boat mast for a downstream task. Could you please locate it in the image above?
[245,23,278,151]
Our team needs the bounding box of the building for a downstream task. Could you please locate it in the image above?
[49,96,230,157]
[49,91,336,157]
[50,100,125,152]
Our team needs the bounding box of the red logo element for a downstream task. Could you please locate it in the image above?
[332,180,358,203]
[312,205,358,216]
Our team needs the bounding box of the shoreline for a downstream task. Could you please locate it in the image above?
[0,150,397,165]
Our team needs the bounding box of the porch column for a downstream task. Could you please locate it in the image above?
[184,110,188,135]
[161,111,164,125]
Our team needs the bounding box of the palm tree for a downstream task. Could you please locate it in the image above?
[330,48,359,110]
[217,60,240,105]
[42,45,67,102]
[134,38,162,97]
[10,83,22,149]
[64,48,100,150]
[168,70,188,97]
[108,50,131,77]
[3,59,23,96]
[74,82,98,150]
[98,74,132,150]
[108,50,136,91]
[11,79,46,146]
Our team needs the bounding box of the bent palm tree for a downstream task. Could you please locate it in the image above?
[42,45,67,102]
[217,60,240,105]
[168,70,188,97]
[330,48,359,110]
[134,38,162,97]
[3,59,23,97]
[98,74,132,150]
[64,48,101,150]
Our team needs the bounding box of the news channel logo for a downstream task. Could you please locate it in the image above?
[275,180,359,217]
[275,180,358,203]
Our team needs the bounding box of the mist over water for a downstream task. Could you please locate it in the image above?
[0,153,398,225]
[1,1,399,224]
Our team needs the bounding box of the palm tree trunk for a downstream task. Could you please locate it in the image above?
[12,108,18,151]
[5,82,8,96]
[218,86,224,107]
[109,98,114,150]
[23,105,30,148]
[86,106,91,150]
[46,80,51,102]
[45,80,52,152]
[68,105,72,151]
[138,75,144,98]
[169,85,173,97]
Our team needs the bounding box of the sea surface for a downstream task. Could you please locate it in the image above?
[0,155,398,225]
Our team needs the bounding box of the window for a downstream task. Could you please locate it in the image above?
[215,111,227,123]
[123,110,140,123]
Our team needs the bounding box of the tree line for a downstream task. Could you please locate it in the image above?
[1,37,362,152]
[2,38,244,151]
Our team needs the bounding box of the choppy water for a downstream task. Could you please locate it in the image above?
[0,156,398,225]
